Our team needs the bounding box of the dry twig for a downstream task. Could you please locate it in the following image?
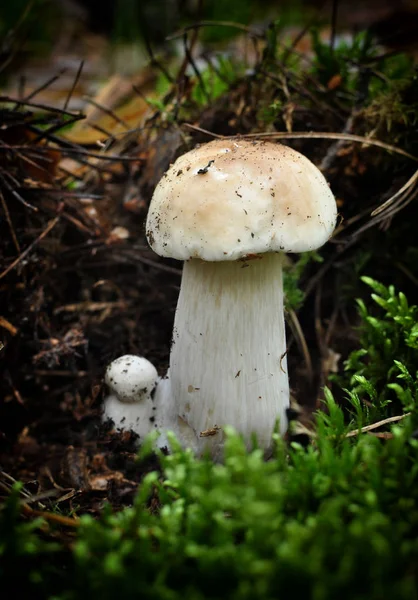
[0,216,59,281]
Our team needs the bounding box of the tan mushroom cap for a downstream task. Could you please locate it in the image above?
[146,139,337,261]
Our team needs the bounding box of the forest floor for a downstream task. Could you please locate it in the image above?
[1,1,418,521]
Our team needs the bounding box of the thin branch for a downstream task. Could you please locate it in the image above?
[21,503,80,527]
[54,300,126,315]
[0,32,29,76]
[0,216,59,281]
[287,307,314,385]
[127,253,182,276]
[29,114,83,144]
[22,69,67,103]
[0,189,20,253]
[182,124,418,162]
[167,20,263,41]
[0,137,55,179]
[0,96,81,118]
[329,0,339,53]
[183,123,223,138]
[347,185,418,240]
[64,60,84,111]
[296,412,411,441]
[83,96,130,129]
[143,34,174,83]
[239,131,418,162]
[319,113,356,171]
[371,169,418,216]
[3,0,35,43]
[0,172,38,211]
[183,33,210,102]
[345,413,411,437]
[281,7,324,66]
[0,143,142,163]
[0,0,34,75]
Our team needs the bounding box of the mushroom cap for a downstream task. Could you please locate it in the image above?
[105,355,158,403]
[146,139,337,261]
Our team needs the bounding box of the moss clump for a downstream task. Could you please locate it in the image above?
[342,277,418,420]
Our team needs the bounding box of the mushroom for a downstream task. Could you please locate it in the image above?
[103,355,172,445]
[146,139,337,457]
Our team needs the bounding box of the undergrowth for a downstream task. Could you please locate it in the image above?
[283,251,323,311]
[258,26,417,148]
[342,277,418,422]
[2,280,418,599]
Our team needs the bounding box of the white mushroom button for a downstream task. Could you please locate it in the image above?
[103,355,159,441]
[105,355,158,403]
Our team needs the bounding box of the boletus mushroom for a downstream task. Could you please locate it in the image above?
[146,139,337,458]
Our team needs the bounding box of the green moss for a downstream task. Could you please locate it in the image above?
[191,56,240,106]
[342,277,418,420]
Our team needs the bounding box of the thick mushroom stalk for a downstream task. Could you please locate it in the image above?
[172,253,288,456]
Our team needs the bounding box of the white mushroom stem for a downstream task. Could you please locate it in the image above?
[103,393,157,440]
[170,252,289,456]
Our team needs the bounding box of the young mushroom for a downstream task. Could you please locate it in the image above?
[103,355,172,445]
[146,139,337,458]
